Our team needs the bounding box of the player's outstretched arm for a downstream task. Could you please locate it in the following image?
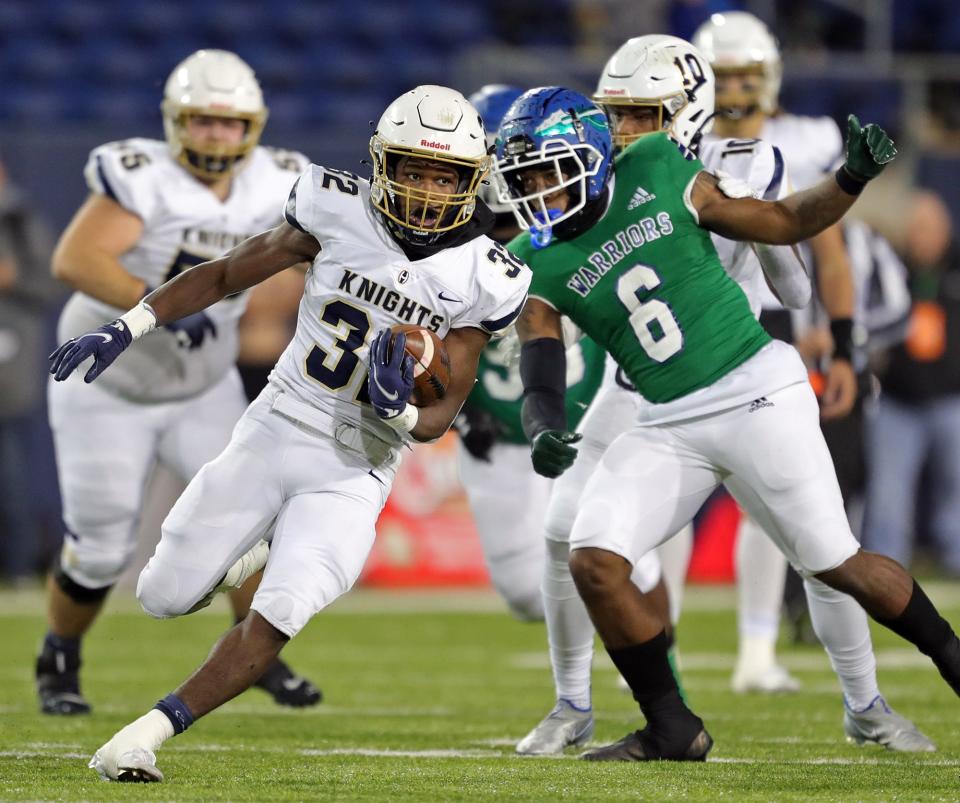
[517,298,581,478]
[49,222,319,384]
[696,116,896,245]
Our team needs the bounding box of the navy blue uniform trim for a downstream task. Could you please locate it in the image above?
[96,155,119,203]
[481,296,526,333]
[284,178,308,233]
[763,146,785,200]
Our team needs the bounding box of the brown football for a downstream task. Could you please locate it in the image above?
[391,324,451,407]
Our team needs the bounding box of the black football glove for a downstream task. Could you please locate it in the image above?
[530,430,581,478]
[454,404,504,462]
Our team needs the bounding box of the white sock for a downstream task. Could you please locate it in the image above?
[543,539,594,710]
[735,516,787,668]
[803,577,880,711]
[657,524,694,625]
[116,709,175,752]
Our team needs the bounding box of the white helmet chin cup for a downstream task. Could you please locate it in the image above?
[161,49,268,180]
[594,35,715,152]
[369,85,490,238]
[692,11,782,115]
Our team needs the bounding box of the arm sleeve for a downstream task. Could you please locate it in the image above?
[82,141,159,222]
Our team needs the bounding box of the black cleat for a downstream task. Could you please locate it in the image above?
[36,648,91,715]
[581,727,713,762]
[254,659,322,707]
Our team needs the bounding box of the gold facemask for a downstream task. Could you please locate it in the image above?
[162,103,268,181]
[369,135,490,236]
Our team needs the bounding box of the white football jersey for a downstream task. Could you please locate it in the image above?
[699,134,790,316]
[58,138,308,402]
[761,113,844,192]
[271,164,531,450]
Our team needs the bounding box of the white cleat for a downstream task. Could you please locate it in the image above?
[844,696,937,753]
[188,540,271,613]
[731,662,801,694]
[516,699,594,756]
[90,738,164,783]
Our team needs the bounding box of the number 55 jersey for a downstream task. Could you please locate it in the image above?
[271,163,531,454]
[57,138,308,403]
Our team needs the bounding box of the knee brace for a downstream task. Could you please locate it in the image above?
[52,560,112,604]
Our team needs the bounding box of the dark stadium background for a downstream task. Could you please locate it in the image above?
[2,0,959,584]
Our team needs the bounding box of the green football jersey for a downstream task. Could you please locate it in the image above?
[509,133,771,405]
[468,336,606,445]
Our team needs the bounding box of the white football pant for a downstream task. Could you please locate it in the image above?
[136,385,397,637]
[48,370,247,589]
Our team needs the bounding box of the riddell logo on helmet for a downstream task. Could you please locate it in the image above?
[420,139,451,151]
[603,89,627,96]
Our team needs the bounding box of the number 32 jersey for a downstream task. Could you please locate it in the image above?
[57,138,308,403]
[271,164,531,447]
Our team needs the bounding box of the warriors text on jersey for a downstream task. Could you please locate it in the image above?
[470,335,606,444]
[58,138,308,402]
[509,133,770,405]
[272,164,531,454]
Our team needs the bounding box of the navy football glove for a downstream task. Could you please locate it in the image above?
[164,311,217,350]
[530,430,582,478]
[367,328,415,419]
[49,318,133,383]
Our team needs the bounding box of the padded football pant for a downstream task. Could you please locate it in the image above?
[458,441,548,622]
[136,385,396,637]
[48,370,247,589]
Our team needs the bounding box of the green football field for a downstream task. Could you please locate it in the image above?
[2,584,959,801]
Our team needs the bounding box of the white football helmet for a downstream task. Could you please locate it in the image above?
[161,49,268,181]
[369,85,490,244]
[594,35,714,152]
[692,12,782,116]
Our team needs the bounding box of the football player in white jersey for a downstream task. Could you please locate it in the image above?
[690,13,928,746]
[515,36,933,755]
[50,85,531,783]
[38,50,321,716]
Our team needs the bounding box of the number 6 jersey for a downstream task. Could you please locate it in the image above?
[509,132,772,407]
[57,138,308,403]
[270,163,531,447]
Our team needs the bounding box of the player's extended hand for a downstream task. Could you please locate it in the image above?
[843,115,897,182]
[164,311,217,350]
[368,328,415,419]
[820,358,857,421]
[48,319,133,383]
[530,430,582,478]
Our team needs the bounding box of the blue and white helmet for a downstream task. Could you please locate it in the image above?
[468,84,525,215]
[493,87,613,247]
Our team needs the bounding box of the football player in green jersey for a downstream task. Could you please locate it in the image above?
[457,85,609,622]
[494,87,960,762]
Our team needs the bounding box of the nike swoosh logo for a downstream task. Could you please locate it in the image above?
[282,678,305,691]
[438,292,462,303]
[87,333,113,343]
[372,372,399,401]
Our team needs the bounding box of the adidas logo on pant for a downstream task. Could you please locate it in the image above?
[748,397,775,412]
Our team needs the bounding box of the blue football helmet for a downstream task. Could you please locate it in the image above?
[469,84,525,216]
[493,87,614,247]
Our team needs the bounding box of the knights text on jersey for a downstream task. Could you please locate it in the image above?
[60,139,308,403]
[271,163,531,448]
[509,133,770,405]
